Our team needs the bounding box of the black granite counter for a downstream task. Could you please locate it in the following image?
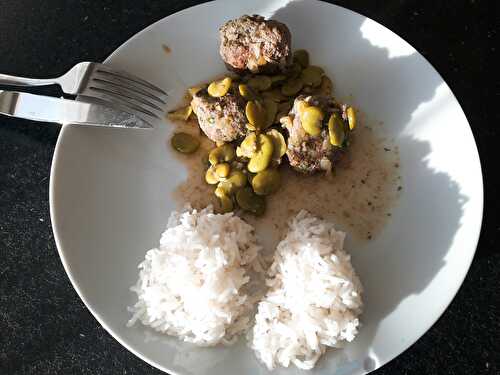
[0,1,498,374]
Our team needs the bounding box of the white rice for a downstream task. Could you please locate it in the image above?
[127,206,264,346]
[250,210,363,370]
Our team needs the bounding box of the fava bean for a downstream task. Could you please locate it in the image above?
[215,163,231,179]
[205,166,219,185]
[346,107,356,130]
[168,106,193,121]
[209,144,236,165]
[328,113,346,146]
[247,134,274,173]
[266,129,287,160]
[281,78,303,96]
[246,100,267,130]
[171,132,199,153]
[236,187,266,216]
[301,66,324,87]
[252,169,281,196]
[208,77,232,97]
[248,75,272,91]
[239,83,258,100]
[300,106,324,136]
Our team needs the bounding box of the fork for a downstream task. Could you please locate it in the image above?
[0,62,168,120]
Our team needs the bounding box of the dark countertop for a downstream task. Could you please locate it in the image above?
[0,1,498,374]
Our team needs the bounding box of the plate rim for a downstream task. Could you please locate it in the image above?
[49,1,484,374]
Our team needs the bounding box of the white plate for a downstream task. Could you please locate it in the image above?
[49,1,483,374]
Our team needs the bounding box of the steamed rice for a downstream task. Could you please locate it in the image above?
[127,206,263,346]
[250,210,363,370]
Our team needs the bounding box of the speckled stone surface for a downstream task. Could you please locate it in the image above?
[0,1,498,374]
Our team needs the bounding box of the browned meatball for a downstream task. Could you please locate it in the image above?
[219,15,292,74]
[284,95,348,174]
[191,88,247,143]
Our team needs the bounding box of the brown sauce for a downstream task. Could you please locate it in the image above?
[162,44,171,54]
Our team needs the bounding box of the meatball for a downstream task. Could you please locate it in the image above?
[284,95,347,174]
[219,15,292,74]
[191,88,247,143]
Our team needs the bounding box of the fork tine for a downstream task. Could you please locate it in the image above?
[88,83,164,112]
[92,77,167,105]
[93,63,167,96]
[92,70,168,104]
[82,89,160,119]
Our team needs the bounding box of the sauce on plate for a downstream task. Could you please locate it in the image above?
[171,116,401,245]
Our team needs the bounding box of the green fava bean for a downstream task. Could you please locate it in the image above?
[216,180,234,196]
[227,170,247,190]
[262,89,287,102]
[171,132,200,154]
[301,66,324,87]
[246,100,267,130]
[264,99,278,128]
[205,166,219,185]
[208,77,232,97]
[237,132,257,158]
[217,171,247,196]
[248,75,272,91]
[209,144,236,165]
[281,78,304,96]
[167,106,193,121]
[215,163,231,179]
[252,169,281,196]
[266,129,287,160]
[238,83,258,100]
[328,113,346,146]
[270,74,287,84]
[247,134,274,173]
[188,85,205,97]
[215,192,233,213]
[346,107,356,130]
[300,106,324,136]
[236,187,266,216]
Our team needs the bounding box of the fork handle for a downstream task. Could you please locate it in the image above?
[0,73,58,87]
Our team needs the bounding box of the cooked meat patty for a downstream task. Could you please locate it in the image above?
[284,95,347,174]
[191,87,247,143]
[219,15,292,74]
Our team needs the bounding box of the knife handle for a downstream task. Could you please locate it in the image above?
[0,73,57,87]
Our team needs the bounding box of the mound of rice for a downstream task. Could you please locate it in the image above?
[127,206,264,346]
[250,210,363,370]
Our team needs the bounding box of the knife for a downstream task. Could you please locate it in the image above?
[0,90,152,129]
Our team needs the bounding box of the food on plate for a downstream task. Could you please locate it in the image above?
[170,132,200,154]
[191,84,247,143]
[219,15,292,73]
[167,105,192,121]
[127,206,362,370]
[250,211,363,370]
[284,95,352,174]
[127,206,264,346]
[168,14,357,216]
[236,187,266,216]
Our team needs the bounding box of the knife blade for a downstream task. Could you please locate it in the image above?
[0,90,152,129]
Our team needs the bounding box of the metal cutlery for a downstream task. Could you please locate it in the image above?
[0,90,152,129]
[0,62,168,121]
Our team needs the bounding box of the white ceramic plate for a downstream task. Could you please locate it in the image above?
[49,1,483,374]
